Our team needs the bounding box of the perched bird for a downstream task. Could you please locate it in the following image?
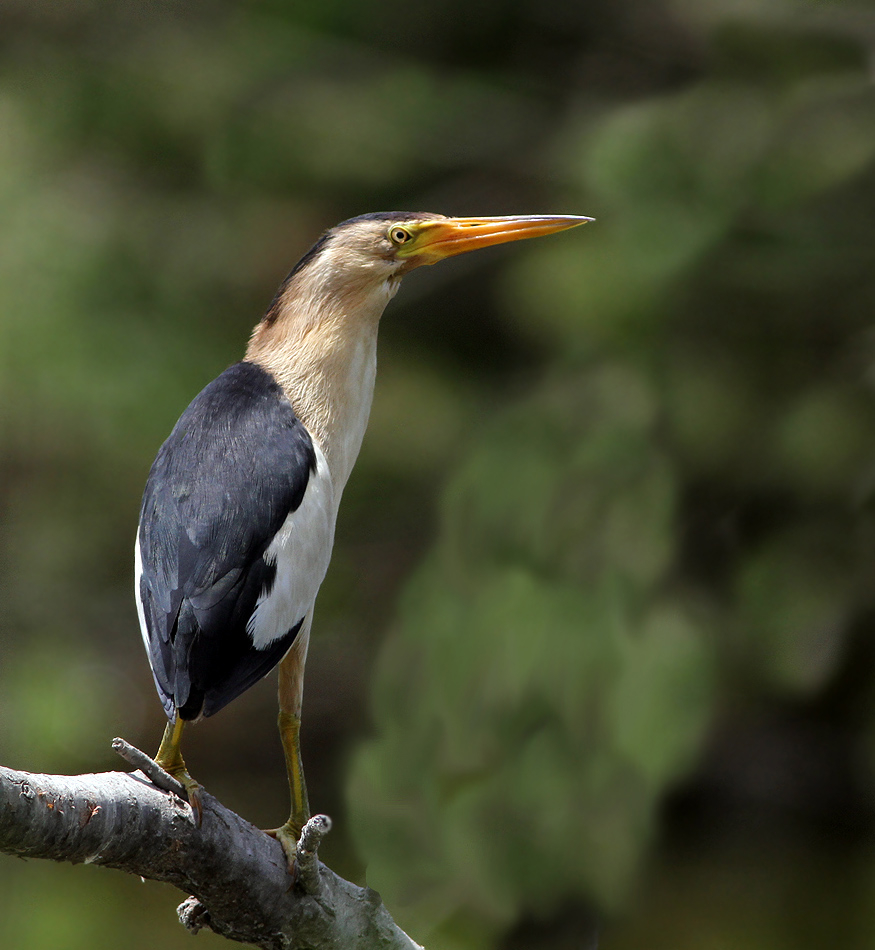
[134,211,591,867]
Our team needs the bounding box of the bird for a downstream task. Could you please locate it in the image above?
[134,211,592,868]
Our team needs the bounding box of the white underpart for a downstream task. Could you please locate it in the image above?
[328,333,378,497]
[247,441,337,650]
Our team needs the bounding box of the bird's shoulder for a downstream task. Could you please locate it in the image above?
[157,359,312,465]
[139,361,320,576]
[147,360,313,495]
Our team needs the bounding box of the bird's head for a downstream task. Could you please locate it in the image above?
[277,211,592,311]
[247,210,593,467]
[254,211,592,349]
[324,210,591,276]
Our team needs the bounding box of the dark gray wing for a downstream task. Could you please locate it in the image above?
[137,360,315,720]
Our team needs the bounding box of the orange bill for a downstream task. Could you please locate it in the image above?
[401,214,594,265]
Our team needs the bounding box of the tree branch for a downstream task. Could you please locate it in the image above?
[0,742,423,950]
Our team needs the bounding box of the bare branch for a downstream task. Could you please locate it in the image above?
[0,746,423,950]
[296,813,333,894]
[111,736,185,797]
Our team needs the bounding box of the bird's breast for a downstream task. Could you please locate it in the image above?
[324,334,377,492]
[247,292,383,512]
[272,329,378,498]
[246,441,337,651]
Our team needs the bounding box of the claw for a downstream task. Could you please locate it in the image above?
[181,776,204,827]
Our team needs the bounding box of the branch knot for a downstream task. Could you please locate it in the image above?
[178,895,211,934]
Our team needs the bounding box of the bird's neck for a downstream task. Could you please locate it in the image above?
[245,279,394,497]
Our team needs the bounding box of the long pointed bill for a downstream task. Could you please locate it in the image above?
[403,214,593,265]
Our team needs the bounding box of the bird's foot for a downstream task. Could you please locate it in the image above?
[153,718,203,825]
[157,762,204,827]
[264,819,303,874]
[265,814,332,893]
[113,736,203,826]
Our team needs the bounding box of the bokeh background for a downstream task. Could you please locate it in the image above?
[2,1,875,948]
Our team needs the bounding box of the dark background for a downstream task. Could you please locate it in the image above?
[1,1,874,947]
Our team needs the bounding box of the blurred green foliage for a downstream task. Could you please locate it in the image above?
[1,1,875,949]
[351,367,714,942]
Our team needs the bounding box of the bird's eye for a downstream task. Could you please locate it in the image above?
[389,226,413,245]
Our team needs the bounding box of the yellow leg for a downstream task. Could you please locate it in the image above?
[264,625,312,870]
[279,709,310,831]
[155,716,203,826]
[264,711,311,864]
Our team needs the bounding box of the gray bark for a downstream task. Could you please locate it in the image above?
[0,745,423,950]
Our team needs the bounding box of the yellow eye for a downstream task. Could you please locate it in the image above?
[389,226,413,245]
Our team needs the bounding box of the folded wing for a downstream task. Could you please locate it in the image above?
[136,361,325,720]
